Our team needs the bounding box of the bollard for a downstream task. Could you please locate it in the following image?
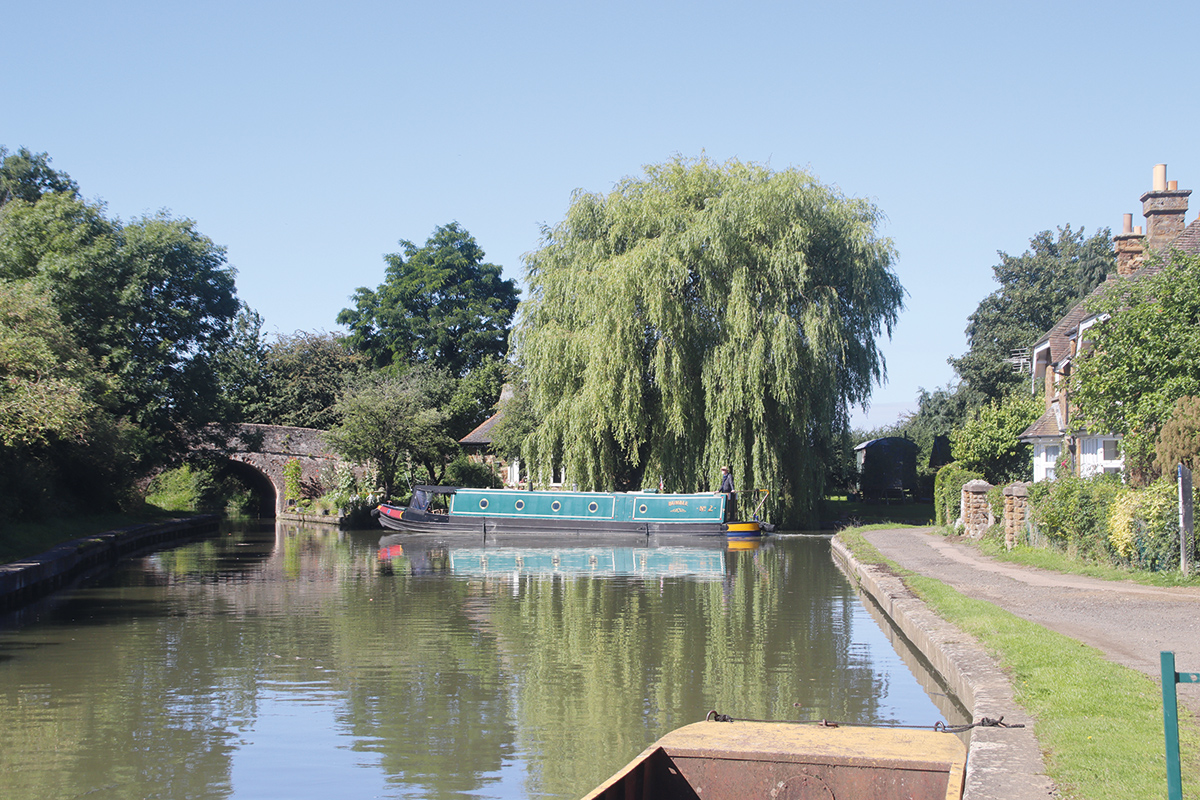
[1162,651,1200,800]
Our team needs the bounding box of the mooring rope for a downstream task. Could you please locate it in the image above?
[705,710,1024,733]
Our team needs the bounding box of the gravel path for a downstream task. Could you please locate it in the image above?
[861,527,1200,714]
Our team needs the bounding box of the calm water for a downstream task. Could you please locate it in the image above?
[0,522,963,800]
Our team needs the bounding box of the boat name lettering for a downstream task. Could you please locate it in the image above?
[668,500,688,506]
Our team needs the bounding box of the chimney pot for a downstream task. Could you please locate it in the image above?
[1168,180,1178,191]
[1135,225,1143,234]
[1123,213,1133,234]
[1154,164,1168,191]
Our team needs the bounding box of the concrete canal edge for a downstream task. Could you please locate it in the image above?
[830,537,1055,800]
[0,515,221,612]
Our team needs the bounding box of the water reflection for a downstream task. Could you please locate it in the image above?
[0,522,958,800]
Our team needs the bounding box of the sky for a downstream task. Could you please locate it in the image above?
[5,0,1199,430]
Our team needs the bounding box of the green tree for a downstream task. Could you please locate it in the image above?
[0,146,78,207]
[949,391,1041,485]
[251,331,364,429]
[1073,252,1200,479]
[324,368,461,498]
[0,194,241,463]
[0,282,131,517]
[442,355,506,440]
[513,156,903,525]
[208,304,269,424]
[1154,396,1200,473]
[951,226,1114,403]
[337,223,519,375]
[0,282,98,449]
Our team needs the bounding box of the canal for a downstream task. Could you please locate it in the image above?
[0,521,965,799]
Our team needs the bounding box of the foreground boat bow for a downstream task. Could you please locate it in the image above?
[583,720,965,800]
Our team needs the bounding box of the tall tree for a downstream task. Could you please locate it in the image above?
[325,367,461,498]
[1073,252,1200,480]
[0,146,79,207]
[337,223,519,375]
[949,390,1041,484]
[951,225,1114,403]
[251,331,364,429]
[0,282,130,516]
[513,156,904,526]
[0,193,240,464]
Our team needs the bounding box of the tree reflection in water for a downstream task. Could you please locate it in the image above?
[0,522,945,800]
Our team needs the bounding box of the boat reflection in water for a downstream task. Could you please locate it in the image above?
[377,533,732,580]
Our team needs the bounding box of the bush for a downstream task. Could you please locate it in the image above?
[445,455,503,489]
[1028,473,1124,561]
[1155,395,1200,474]
[933,463,983,526]
[145,464,258,515]
[1107,478,1196,571]
[950,392,1041,484]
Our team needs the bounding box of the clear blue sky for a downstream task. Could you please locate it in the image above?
[6,1,1198,429]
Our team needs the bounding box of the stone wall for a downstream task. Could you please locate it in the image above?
[959,479,994,539]
[1002,482,1032,549]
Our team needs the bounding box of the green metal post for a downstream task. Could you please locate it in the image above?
[1164,651,1183,800]
[1163,650,1200,800]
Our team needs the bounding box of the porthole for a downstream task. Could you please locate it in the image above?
[479,498,489,510]
[639,504,648,514]
[515,499,525,511]
[588,502,599,513]
[551,500,562,512]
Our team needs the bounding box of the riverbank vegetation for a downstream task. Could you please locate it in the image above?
[837,527,1200,799]
[0,508,191,564]
[3,148,912,532]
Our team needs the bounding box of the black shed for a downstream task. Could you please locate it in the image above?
[854,437,919,501]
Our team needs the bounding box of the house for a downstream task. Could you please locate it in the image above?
[1021,164,1200,481]
[459,385,522,487]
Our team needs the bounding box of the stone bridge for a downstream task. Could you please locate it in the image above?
[216,423,344,516]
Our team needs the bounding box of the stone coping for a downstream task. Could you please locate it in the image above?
[830,537,1054,800]
[0,515,220,612]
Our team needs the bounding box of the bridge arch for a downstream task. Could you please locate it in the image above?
[213,423,348,515]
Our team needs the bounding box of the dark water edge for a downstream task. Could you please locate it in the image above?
[0,519,965,800]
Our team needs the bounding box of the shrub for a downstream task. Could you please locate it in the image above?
[1107,478,1194,571]
[145,464,258,515]
[446,455,503,489]
[1028,473,1124,561]
[1155,395,1200,474]
[283,458,303,507]
[933,462,982,526]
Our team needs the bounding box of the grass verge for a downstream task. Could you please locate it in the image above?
[976,535,1200,588]
[838,528,1200,800]
[0,507,188,565]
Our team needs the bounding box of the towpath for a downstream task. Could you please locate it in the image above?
[861,526,1200,714]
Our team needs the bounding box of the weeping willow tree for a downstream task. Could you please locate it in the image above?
[513,156,903,526]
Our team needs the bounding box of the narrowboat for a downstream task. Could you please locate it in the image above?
[374,485,768,536]
[583,719,966,800]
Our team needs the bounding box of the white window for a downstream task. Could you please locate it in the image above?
[1034,443,1060,482]
[1079,436,1122,478]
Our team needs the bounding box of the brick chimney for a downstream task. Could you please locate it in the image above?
[1141,163,1191,252]
[1114,212,1145,275]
